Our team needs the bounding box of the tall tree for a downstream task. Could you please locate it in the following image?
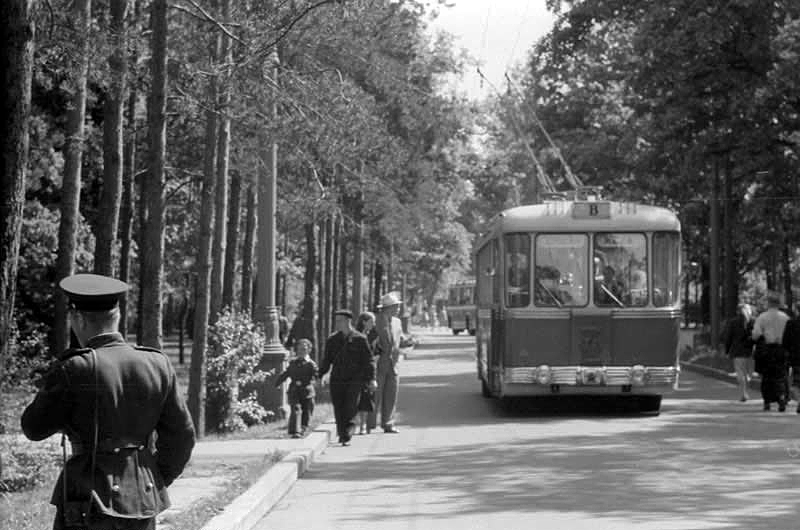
[0,0,35,403]
[141,0,168,349]
[54,0,92,354]
[222,169,241,309]
[95,0,129,276]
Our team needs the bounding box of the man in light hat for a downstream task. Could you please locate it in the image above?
[319,309,377,445]
[369,292,410,433]
[21,274,196,530]
[752,291,790,411]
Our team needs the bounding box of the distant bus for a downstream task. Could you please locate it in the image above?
[447,280,476,335]
[474,194,681,412]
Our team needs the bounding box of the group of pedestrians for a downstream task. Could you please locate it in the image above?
[722,291,800,412]
[274,291,413,446]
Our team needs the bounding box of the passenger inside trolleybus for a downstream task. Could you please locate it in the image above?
[595,265,625,307]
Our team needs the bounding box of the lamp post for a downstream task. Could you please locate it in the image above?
[251,47,288,418]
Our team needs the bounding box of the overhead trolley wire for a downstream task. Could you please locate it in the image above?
[477,67,556,196]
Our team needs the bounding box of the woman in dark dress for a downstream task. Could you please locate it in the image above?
[355,311,378,433]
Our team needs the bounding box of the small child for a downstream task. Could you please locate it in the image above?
[274,338,318,438]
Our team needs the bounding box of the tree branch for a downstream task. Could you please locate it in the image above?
[170,0,245,46]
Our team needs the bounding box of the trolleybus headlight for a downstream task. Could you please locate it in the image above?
[535,365,551,385]
[630,365,647,386]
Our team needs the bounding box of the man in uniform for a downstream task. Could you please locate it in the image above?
[319,309,376,446]
[21,273,196,530]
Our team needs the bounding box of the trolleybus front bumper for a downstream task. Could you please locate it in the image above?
[501,364,679,396]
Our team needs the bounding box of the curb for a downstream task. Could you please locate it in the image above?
[680,361,761,391]
[198,422,337,530]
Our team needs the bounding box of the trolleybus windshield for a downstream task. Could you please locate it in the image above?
[534,234,589,307]
[593,233,648,308]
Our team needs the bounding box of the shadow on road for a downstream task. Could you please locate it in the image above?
[314,365,800,529]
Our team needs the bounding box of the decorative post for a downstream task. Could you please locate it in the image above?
[252,47,288,419]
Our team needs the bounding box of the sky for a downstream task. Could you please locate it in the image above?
[426,0,557,100]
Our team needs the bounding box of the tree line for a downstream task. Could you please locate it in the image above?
[0,0,477,435]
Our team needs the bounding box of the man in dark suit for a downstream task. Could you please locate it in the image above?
[319,309,377,446]
[21,274,196,530]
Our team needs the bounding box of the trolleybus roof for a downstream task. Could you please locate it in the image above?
[478,201,680,244]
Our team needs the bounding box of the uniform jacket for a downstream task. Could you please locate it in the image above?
[319,330,376,384]
[274,357,318,401]
[21,332,196,519]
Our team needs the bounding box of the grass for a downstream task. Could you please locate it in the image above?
[1,347,334,530]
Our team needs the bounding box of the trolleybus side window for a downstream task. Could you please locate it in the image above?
[504,233,530,307]
[476,242,494,306]
[534,234,589,307]
[652,232,680,307]
[593,233,648,307]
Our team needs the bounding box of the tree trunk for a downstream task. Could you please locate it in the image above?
[240,183,256,314]
[210,0,232,321]
[141,0,168,349]
[338,218,348,309]
[722,162,736,320]
[331,215,340,314]
[321,217,333,344]
[95,0,128,276]
[351,221,364,315]
[782,238,792,311]
[0,0,35,392]
[709,161,721,350]
[222,170,241,310]
[118,88,137,337]
[300,222,318,359]
[54,0,92,354]
[135,168,146,344]
[373,260,384,310]
[187,60,220,438]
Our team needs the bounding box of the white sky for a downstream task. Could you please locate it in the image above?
[425,0,557,100]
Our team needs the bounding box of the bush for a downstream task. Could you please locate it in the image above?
[205,310,275,433]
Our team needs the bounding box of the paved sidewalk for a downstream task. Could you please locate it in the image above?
[158,422,337,530]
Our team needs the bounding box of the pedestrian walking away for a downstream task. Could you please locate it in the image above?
[355,311,378,434]
[319,309,377,446]
[369,292,414,434]
[782,303,800,413]
[752,292,790,412]
[274,338,319,438]
[721,302,755,402]
[21,274,196,530]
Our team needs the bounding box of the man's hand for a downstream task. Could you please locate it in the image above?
[368,379,378,391]
[321,373,331,387]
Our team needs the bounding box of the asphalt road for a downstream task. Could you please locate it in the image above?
[255,329,800,530]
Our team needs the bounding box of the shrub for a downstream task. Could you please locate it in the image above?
[205,310,275,433]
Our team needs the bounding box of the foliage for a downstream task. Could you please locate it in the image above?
[205,309,275,433]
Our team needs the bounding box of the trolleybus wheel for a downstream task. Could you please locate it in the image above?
[452,329,461,335]
[468,329,476,336]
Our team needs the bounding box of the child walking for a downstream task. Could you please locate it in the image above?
[274,338,318,438]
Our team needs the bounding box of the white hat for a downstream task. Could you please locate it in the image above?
[378,292,402,308]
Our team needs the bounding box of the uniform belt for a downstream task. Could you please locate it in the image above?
[71,439,148,456]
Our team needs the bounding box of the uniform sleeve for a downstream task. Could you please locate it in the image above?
[318,336,335,377]
[21,363,71,441]
[155,359,196,487]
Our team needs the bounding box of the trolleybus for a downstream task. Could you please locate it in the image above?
[447,280,476,335]
[474,193,681,412]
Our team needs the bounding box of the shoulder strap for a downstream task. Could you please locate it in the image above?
[90,349,98,501]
